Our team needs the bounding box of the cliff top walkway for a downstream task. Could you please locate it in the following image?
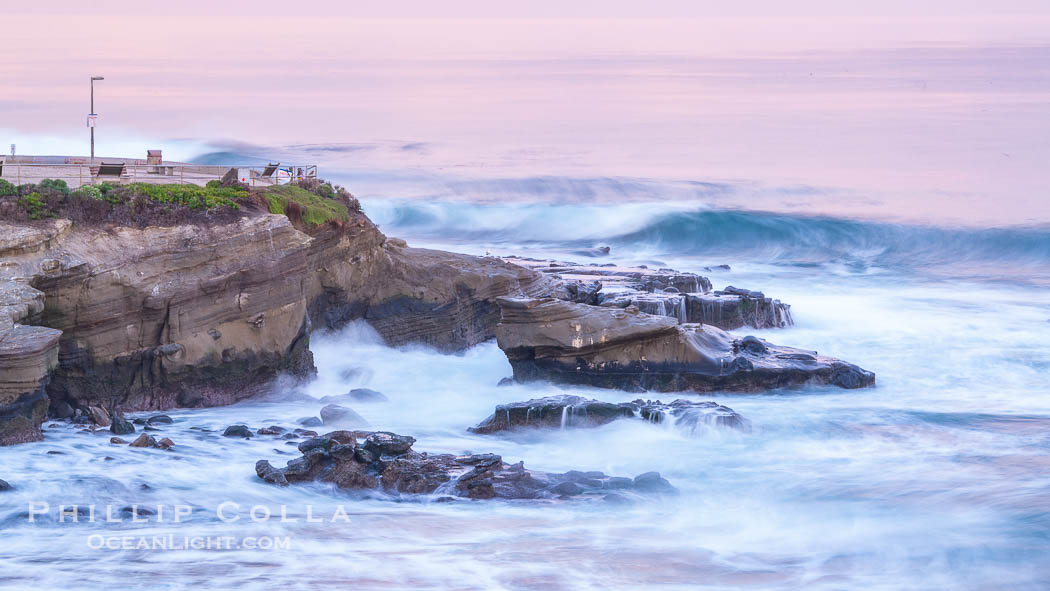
[0,155,317,189]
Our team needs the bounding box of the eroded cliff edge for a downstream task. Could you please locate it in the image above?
[0,209,553,441]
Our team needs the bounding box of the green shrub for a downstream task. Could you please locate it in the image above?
[0,179,17,196]
[73,185,103,200]
[38,178,70,195]
[118,183,246,210]
[18,192,50,219]
[263,185,349,226]
[97,181,115,194]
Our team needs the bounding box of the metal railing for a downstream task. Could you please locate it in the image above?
[0,161,318,189]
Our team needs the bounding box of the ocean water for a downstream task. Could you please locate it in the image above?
[4,180,1049,588]
[4,18,1050,589]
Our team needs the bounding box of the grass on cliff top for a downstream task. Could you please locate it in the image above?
[262,184,350,226]
[1,177,360,229]
[0,178,247,225]
[124,182,246,210]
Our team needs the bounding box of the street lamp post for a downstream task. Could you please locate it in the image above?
[90,76,104,164]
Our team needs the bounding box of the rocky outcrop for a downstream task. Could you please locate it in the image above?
[469,395,635,433]
[469,394,749,434]
[495,297,874,393]
[636,398,751,433]
[684,288,793,330]
[0,212,554,444]
[507,257,790,330]
[0,323,60,444]
[1,226,64,444]
[314,247,554,351]
[255,430,676,501]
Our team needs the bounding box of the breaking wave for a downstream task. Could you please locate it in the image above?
[364,200,1050,274]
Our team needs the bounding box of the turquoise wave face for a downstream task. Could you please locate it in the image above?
[363,199,1050,278]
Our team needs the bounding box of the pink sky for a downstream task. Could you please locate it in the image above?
[3,3,1049,225]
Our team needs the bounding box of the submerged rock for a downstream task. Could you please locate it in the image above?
[110,415,136,436]
[469,395,635,433]
[88,406,111,427]
[0,478,10,492]
[321,388,389,404]
[636,399,751,433]
[469,394,749,434]
[129,433,158,448]
[494,298,874,393]
[320,404,368,427]
[222,425,253,438]
[255,430,676,501]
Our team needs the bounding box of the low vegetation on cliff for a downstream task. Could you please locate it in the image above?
[0,176,359,230]
[263,181,351,226]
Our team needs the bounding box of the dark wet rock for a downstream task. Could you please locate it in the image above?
[297,437,335,454]
[319,388,389,405]
[147,415,173,425]
[257,426,285,435]
[110,437,127,444]
[129,433,158,448]
[550,481,584,496]
[330,443,357,460]
[88,406,111,427]
[559,280,603,305]
[497,377,515,387]
[685,291,792,330]
[322,430,358,444]
[257,431,672,502]
[157,437,175,449]
[222,425,253,438]
[494,298,874,393]
[120,506,156,517]
[46,450,65,455]
[0,479,11,492]
[637,398,751,433]
[471,395,749,434]
[363,432,415,456]
[469,395,635,434]
[319,404,368,427]
[52,401,75,420]
[346,388,388,403]
[297,416,323,428]
[255,460,288,486]
[632,471,677,494]
[603,493,631,504]
[110,415,136,436]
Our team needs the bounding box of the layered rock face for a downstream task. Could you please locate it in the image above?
[1,223,65,444]
[255,430,677,501]
[0,213,553,442]
[508,258,791,330]
[313,246,553,351]
[22,216,327,412]
[495,297,875,393]
[469,394,749,434]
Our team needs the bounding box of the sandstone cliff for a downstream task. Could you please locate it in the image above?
[0,211,553,443]
[494,297,875,392]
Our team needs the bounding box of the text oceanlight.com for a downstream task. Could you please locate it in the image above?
[87,534,292,551]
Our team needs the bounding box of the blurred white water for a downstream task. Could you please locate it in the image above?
[2,254,1050,588]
